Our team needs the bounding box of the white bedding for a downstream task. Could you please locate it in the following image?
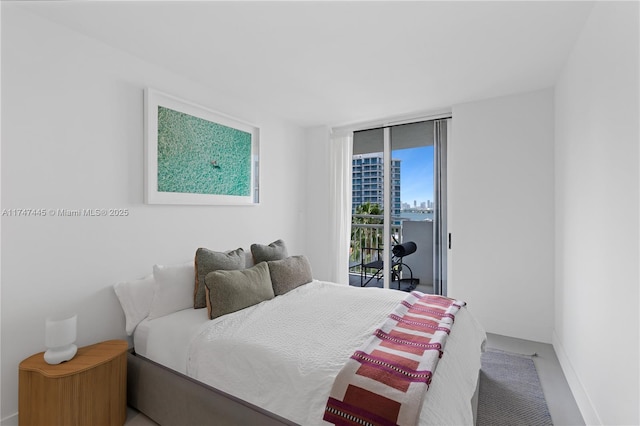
[133,280,485,425]
[134,307,209,374]
[182,280,486,425]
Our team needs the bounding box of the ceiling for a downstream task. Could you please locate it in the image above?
[14,1,594,127]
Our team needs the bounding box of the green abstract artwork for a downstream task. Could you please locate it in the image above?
[156,106,252,196]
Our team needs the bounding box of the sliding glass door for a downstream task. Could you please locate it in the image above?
[350,128,387,287]
[349,118,448,294]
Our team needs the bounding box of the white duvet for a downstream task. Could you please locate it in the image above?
[185,281,486,425]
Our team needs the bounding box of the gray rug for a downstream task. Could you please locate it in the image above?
[477,349,553,426]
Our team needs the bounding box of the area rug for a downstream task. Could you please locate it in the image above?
[477,349,553,426]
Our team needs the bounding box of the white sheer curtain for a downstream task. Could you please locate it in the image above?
[328,132,353,285]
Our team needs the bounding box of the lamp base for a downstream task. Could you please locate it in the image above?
[44,344,77,365]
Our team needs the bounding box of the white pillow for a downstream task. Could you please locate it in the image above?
[148,261,195,320]
[113,274,156,336]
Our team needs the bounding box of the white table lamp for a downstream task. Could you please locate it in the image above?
[44,314,78,365]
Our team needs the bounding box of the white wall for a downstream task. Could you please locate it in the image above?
[1,7,307,423]
[402,221,433,286]
[449,88,555,343]
[554,2,639,425]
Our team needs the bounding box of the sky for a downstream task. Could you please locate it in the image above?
[392,146,434,206]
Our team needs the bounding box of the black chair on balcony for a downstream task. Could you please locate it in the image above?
[360,241,418,291]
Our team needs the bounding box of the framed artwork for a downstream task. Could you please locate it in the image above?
[144,88,260,205]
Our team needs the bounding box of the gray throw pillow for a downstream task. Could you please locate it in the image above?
[267,255,313,296]
[194,247,245,309]
[204,262,275,319]
[251,239,288,264]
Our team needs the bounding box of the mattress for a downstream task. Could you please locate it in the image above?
[134,306,209,374]
[134,280,486,425]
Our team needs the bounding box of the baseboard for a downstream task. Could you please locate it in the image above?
[0,412,18,426]
[552,331,602,425]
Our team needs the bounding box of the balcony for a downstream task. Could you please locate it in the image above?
[349,214,434,294]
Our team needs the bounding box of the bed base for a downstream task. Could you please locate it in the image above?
[127,350,297,426]
[128,350,481,426]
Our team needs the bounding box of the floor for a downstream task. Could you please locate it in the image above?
[125,408,158,426]
[125,334,585,426]
[485,332,585,426]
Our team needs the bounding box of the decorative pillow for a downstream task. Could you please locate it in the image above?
[244,251,255,268]
[113,274,156,336]
[194,247,245,309]
[267,255,313,296]
[204,262,274,319]
[251,239,288,264]
[148,261,195,320]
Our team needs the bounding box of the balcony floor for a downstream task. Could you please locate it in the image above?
[348,273,435,294]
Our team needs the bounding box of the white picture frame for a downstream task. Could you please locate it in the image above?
[144,88,260,205]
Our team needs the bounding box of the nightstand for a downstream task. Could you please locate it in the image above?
[19,339,128,426]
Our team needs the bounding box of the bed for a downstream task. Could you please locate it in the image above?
[116,242,486,426]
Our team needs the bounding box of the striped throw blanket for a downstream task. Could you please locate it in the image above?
[324,292,466,426]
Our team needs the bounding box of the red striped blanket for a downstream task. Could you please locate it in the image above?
[323,292,466,426]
